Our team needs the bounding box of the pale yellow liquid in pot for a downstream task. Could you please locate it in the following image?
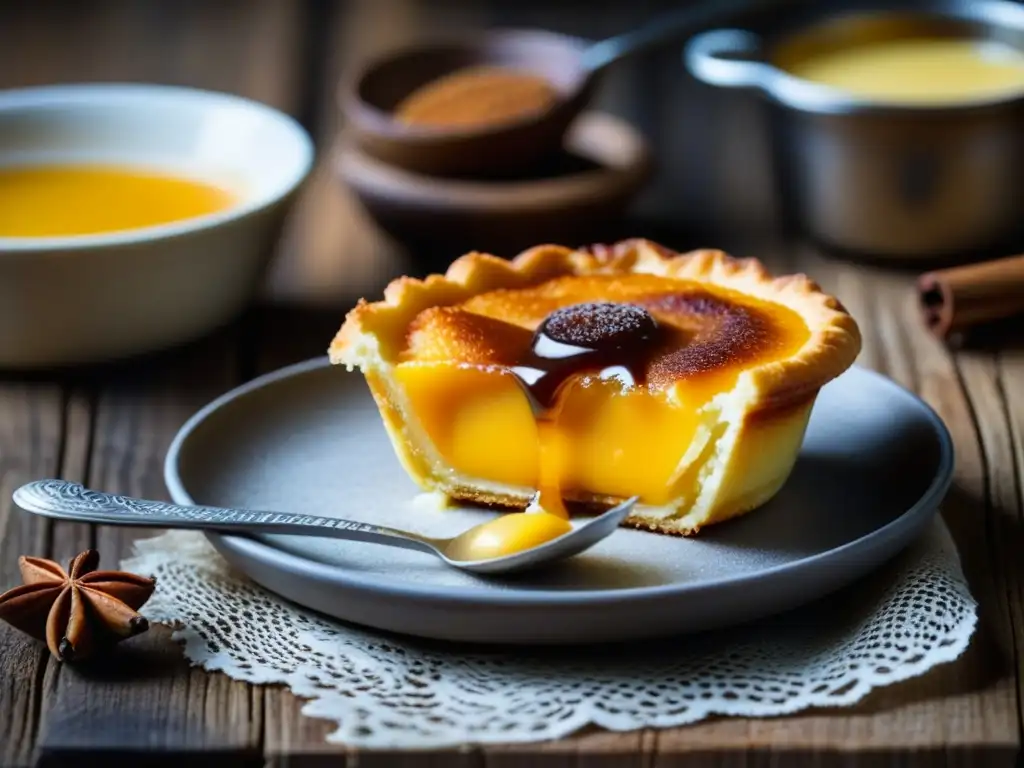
[784,38,1024,104]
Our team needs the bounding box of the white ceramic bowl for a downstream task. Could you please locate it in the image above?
[0,84,314,368]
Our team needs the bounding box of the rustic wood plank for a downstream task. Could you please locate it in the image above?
[30,334,254,762]
[996,346,1024,741]
[0,0,302,761]
[841,251,1016,742]
[3,0,313,760]
[264,0,423,309]
[873,269,1020,736]
[261,0,436,755]
[485,730,651,768]
[0,381,64,768]
[773,250,1017,762]
[0,0,303,106]
[624,249,1019,765]
[33,334,260,766]
[4,0,1022,762]
[955,345,1024,739]
[0,0,302,753]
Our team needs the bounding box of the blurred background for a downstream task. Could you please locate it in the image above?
[0,0,833,308]
[5,0,1023,348]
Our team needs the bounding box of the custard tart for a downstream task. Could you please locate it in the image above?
[330,239,861,535]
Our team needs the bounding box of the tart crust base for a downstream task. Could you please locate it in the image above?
[333,239,861,536]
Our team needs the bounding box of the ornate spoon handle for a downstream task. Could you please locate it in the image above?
[13,479,440,555]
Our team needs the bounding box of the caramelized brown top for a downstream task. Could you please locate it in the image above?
[400,273,811,395]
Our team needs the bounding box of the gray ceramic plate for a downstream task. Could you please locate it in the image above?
[164,358,953,645]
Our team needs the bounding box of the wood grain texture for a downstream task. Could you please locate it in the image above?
[0,2,296,764]
[34,337,256,765]
[0,0,1022,764]
[265,0,429,309]
[0,383,63,768]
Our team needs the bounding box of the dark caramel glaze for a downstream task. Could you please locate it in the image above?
[511,302,661,410]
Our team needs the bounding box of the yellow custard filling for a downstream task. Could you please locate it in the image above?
[330,240,863,536]
[445,511,573,561]
[392,283,810,509]
[396,366,707,505]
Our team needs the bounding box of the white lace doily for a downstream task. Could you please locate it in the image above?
[122,519,976,749]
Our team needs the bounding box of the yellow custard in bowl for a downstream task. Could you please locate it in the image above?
[783,37,1024,104]
[0,82,314,368]
[0,163,237,238]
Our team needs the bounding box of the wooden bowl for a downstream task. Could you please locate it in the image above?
[334,111,650,266]
[340,29,599,178]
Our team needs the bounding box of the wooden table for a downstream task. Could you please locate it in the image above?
[1,1,1021,765]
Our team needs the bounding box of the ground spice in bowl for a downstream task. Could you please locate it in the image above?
[393,65,559,130]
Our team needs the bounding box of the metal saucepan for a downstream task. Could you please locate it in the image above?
[685,0,1024,259]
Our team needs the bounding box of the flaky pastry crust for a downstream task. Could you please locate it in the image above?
[330,239,861,535]
[330,239,861,412]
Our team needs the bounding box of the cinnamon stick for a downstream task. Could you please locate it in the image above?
[917,254,1024,340]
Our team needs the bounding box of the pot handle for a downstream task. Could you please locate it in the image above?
[684,28,768,89]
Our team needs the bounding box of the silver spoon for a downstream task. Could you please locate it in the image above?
[13,480,637,575]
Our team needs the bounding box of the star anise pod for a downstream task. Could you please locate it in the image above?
[0,549,156,662]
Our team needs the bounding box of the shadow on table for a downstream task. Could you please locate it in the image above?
[62,625,189,683]
[0,304,349,396]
